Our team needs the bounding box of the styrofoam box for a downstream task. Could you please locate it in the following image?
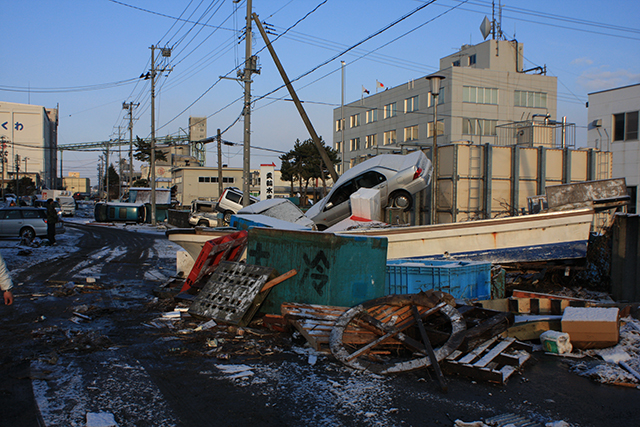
[385,259,491,300]
[350,188,381,221]
[561,307,619,349]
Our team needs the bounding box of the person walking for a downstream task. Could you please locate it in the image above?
[46,198,58,245]
[0,254,14,305]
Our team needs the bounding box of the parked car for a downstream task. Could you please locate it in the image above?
[215,187,259,223]
[0,207,65,240]
[305,151,432,230]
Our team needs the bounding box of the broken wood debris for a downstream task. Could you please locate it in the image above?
[443,337,531,385]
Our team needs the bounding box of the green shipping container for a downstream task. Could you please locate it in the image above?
[247,228,388,314]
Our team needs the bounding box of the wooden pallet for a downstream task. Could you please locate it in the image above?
[443,337,531,384]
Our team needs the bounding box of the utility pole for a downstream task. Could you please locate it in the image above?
[217,128,223,199]
[0,136,7,200]
[253,14,339,183]
[123,102,139,192]
[148,45,172,225]
[117,126,123,200]
[242,0,254,207]
[14,155,20,199]
[105,140,110,202]
[23,157,28,182]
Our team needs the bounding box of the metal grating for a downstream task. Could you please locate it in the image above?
[484,413,543,427]
[188,261,274,326]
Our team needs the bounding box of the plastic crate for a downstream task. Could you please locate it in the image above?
[385,259,491,300]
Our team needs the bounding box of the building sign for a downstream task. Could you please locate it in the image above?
[260,163,275,200]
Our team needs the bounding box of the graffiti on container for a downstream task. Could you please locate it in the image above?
[248,243,270,265]
[301,251,329,296]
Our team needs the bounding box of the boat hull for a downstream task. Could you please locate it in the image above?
[340,209,594,263]
[166,227,234,260]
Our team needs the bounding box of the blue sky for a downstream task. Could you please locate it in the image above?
[2,0,639,184]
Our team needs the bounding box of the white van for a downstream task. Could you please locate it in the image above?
[57,196,76,217]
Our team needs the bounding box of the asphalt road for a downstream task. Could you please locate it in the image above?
[0,223,638,427]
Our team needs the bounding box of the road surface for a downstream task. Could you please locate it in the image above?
[0,222,638,427]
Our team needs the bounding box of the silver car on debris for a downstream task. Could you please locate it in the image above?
[305,150,432,230]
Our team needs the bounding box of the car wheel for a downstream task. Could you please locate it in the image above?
[20,227,35,241]
[389,191,413,211]
[223,211,233,223]
[197,220,208,227]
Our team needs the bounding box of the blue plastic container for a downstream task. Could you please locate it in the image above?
[385,259,491,300]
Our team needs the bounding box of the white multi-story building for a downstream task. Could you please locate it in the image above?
[0,101,58,189]
[587,83,640,213]
[334,39,558,172]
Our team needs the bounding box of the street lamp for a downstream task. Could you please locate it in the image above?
[425,74,445,225]
[340,60,345,176]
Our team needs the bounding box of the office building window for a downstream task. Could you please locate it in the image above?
[463,86,498,105]
[335,141,342,153]
[350,113,360,128]
[365,134,377,148]
[365,109,378,123]
[404,95,419,113]
[427,121,444,138]
[335,118,344,132]
[383,130,397,145]
[614,111,639,141]
[350,137,360,151]
[468,54,476,66]
[404,125,419,142]
[383,102,397,119]
[427,88,445,107]
[514,90,547,108]
[462,118,497,136]
[452,60,460,67]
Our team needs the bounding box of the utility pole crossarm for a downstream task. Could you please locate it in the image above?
[252,13,339,183]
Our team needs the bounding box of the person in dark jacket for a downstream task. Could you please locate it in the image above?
[46,198,58,245]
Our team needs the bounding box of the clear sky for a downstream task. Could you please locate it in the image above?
[2,0,639,185]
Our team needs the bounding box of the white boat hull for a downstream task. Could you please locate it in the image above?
[166,228,234,260]
[340,209,595,263]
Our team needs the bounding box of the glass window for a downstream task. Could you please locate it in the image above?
[350,114,360,128]
[365,109,377,123]
[335,119,344,132]
[404,95,419,113]
[428,121,444,137]
[383,102,397,119]
[515,90,547,108]
[350,137,360,151]
[355,171,387,189]
[452,60,460,67]
[198,177,205,183]
[627,111,639,141]
[383,130,396,145]
[365,134,377,148]
[468,54,476,65]
[404,125,419,142]
[335,141,342,153]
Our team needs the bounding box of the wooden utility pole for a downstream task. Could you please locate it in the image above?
[242,0,253,207]
[253,13,338,183]
[217,128,223,199]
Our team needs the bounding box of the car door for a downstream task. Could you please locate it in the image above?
[353,170,389,201]
[2,209,23,237]
[322,179,357,225]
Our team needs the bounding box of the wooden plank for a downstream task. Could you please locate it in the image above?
[472,338,515,368]
[261,269,297,292]
[457,337,498,364]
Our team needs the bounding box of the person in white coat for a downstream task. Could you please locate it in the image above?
[0,254,14,305]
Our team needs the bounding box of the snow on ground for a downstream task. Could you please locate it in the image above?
[0,228,83,277]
